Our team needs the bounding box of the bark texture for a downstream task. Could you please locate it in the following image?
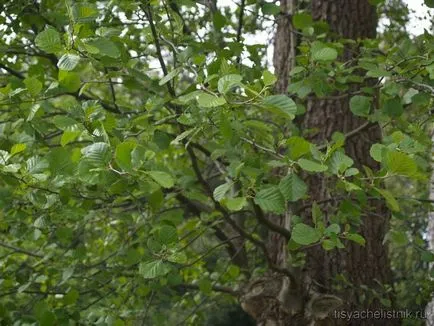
[299,1,396,325]
[273,0,296,94]
[241,1,397,325]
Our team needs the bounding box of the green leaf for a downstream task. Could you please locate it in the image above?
[24,77,43,96]
[287,136,311,160]
[73,3,99,22]
[26,156,48,174]
[344,168,359,177]
[47,147,74,175]
[291,223,322,245]
[254,186,285,214]
[382,98,403,118]
[177,90,202,104]
[38,311,56,326]
[369,143,386,162]
[224,197,247,211]
[426,64,434,79]
[292,13,313,29]
[170,128,197,146]
[159,68,181,86]
[52,116,79,130]
[350,95,371,117]
[376,188,400,212]
[421,250,434,262]
[425,0,434,8]
[139,260,171,279]
[35,28,62,53]
[328,151,354,174]
[218,74,242,94]
[369,0,385,4]
[289,66,306,76]
[10,143,26,155]
[81,142,111,167]
[262,70,276,86]
[197,92,227,107]
[86,38,120,58]
[168,251,187,264]
[311,202,322,225]
[384,151,417,177]
[262,2,280,15]
[298,159,328,172]
[147,171,174,188]
[213,183,232,201]
[157,225,178,245]
[322,239,336,250]
[64,289,79,305]
[213,11,226,29]
[61,131,81,146]
[57,53,80,71]
[115,141,136,171]
[346,233,366,246]
[263,95,297,119]
[388,230,408,246]
[311,42,338,61]
[198,279,212,295]
[279,173,307,202]
[62,266,75,282]
[325,224,341,235]
[58,70,81,92]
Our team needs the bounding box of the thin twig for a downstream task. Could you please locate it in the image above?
[104,67,119,112]
[141,3,177,98]
[240,137,284,159]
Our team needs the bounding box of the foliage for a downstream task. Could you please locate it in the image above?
[0,0,433,325]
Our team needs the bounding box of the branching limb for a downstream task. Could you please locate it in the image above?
[0,241,43,258]
[252,201,291,239]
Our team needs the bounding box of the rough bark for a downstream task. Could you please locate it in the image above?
[241,1,397,325]
[299,1,396,325]
[273,0,296,94]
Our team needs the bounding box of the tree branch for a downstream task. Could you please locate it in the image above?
[141,3,177,98]
[179,283,239,296]
[104,67,120,112]
[235,0,246,65]
[186,146,295,281]
[240,137,284,159]
[0,241,43,258]
[318,121,377,151]
[0,63,25,79]
[252,201,291,239]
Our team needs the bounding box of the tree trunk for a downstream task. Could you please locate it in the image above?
[426,130,434,326]
[299,1,396,325]
[241,1,398,325]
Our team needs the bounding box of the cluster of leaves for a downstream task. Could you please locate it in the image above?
[0,0,433,325]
